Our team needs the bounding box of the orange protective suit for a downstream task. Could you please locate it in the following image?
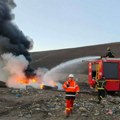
[63,78,80,116]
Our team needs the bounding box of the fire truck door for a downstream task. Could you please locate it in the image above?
[103,62,119,91]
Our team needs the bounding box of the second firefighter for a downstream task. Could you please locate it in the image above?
[96,76,106,103]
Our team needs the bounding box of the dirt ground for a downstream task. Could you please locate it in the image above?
[0,87,120,120]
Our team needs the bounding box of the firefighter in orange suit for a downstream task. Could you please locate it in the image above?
[63,74,80,117]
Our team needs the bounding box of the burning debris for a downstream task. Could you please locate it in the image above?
[40,84,58,90]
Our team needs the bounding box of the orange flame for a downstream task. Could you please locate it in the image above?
[14,75,57,89]
[32,78,37,83]
[40,84,44,89]
[20,79,29,84]
[15,76,38,85]
[39,81,58,89]
[15,76,29,85]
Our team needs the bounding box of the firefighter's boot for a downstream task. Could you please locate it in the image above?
[70,108,73,114]
[64,110,70,117]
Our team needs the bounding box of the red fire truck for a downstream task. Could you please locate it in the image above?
[88,58,120,92]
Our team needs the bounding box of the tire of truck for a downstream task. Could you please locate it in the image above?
[107,91,115,95]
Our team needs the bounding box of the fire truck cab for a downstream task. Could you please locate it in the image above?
[88,58,120,92]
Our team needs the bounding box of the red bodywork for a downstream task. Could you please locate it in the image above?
[88,58,120,91]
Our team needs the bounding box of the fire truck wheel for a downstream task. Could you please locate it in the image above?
[107,91,115,95]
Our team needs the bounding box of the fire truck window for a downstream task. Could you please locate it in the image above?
[92,64,97,78]
[103,62,119,79]
[92,71,96,77]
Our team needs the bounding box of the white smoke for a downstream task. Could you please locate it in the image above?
[2,53,28,76]
[1,53,29,88]
[0,53,48,89]
[34,67,48,82]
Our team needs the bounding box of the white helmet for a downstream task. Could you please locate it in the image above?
[68,74,74,78]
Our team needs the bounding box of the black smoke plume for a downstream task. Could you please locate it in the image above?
[0,0,34,77]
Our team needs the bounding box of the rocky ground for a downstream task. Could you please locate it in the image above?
[0,87,120,120]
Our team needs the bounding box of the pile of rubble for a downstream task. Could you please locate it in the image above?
[9,85,38,97]
[0,88,120,120]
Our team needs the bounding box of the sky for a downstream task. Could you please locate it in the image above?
[13,0,120,52]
